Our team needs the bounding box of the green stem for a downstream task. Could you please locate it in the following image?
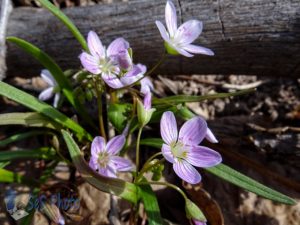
[93,77,107,140]
[136,157,165,182]
[135,127,143,175]
[139,181,188,200]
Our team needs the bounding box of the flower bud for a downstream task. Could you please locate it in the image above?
[137,92,156,127]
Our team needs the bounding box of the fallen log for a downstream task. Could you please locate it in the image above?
[6,0,300,77]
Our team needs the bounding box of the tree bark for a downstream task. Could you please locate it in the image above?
[6,0,300,77]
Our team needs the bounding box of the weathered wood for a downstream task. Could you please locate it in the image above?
[6,0,300,77]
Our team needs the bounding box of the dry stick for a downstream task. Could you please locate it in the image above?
[0,0,12,80]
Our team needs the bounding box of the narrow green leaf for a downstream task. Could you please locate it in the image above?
[139,183,163,225]
[61,130,138,203]
[185,199,206,222]
[36,0,88,51]
[205,164,296,205]
[0,147,57,161]
[0,112,61,130]
[140,138,296,205]
[0,130,52,147]
[0,168,39,186]
[0,162,10,168]
[140,138,163,149]
[6,37,95,129]
[0,81,92,140]
[153,89,254,105]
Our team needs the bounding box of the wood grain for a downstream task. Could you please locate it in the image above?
[6,0,300,77]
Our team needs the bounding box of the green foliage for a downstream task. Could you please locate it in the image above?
[0,81,92,140]
[108,103,132,133]
[0,112,61,130]
[0,168,39,186]
[153,88,255,105]
[139,182,164,225]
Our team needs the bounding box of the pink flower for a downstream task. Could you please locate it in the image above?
[79,31,146,89]
[193,219,207,225]
[140,77,154,95]
[38,69,61,108]
[155,1,214,57]
[160,111,221,184]
[89,135,133,178]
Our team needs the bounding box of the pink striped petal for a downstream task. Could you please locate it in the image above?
[102,73,124,89]
[193,220,207,225]
[98,164,117,178]
[120,65,144,86]
[91,136,106,157]
[87,31,105,58]
[155,21,170,42]
[186,146,222,168]
[107,38,130,57]
[175,20,203,45]
[39,87,54,101]
[173,45,194,57]
[106,135,126,155]
[178,117,207,145]
[111,156,133,172]
[183,44,214,56]
[89,158,98,171]
[41,69,56,86]
[205,128,218,143]
[53,93,60,108]
[140,77,154,94]
[165,0,177,37]
[162,144,175,163]
[160,111,178,145]
[79,52,101,74]
[173,160,201,184]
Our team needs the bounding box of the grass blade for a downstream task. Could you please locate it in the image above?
[0,147,57,161]
[153,89,254,105]
[0,168,39,186]
[0,81,91,140]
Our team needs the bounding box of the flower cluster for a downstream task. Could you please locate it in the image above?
[79,31,146,89]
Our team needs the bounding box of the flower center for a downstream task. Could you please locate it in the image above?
[97,152,110,168]
[99,58,119,75]
[170,141,187,160]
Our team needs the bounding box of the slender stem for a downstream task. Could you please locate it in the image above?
[139,181,188,201]
[136,157,165,182]
[135,127,143,175]
[93,77,107,140]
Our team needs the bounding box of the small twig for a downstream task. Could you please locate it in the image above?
[0,0,13,80]
[247,123,300,134]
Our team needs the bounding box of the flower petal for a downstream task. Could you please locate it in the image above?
[79,52,101,74]
[39,87,54,101]
[162,144,175,163]
[160,111,178,145]
[91,136,106,157]
[120,65,144,86]
[53,93,60,108]
[107,38,130,57]
[87,31,105,58]
[89,158,98,171]
[111,156,133,172]
[140,77,154,94]
[175,20,203,45]
[102,73,124,89]
[98,164,117,178]
[178,116,207,145]
[183,44,214,56]
[186,146,222,168]
[143,92,152,110]
[173,160,201,184]
[106,135,126,155]
[205,128,218,143]
[155,21,170,42]
[173,45,194,57]
[165,0,177,37]
[41,69,56,86]
[193,220,207,225]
